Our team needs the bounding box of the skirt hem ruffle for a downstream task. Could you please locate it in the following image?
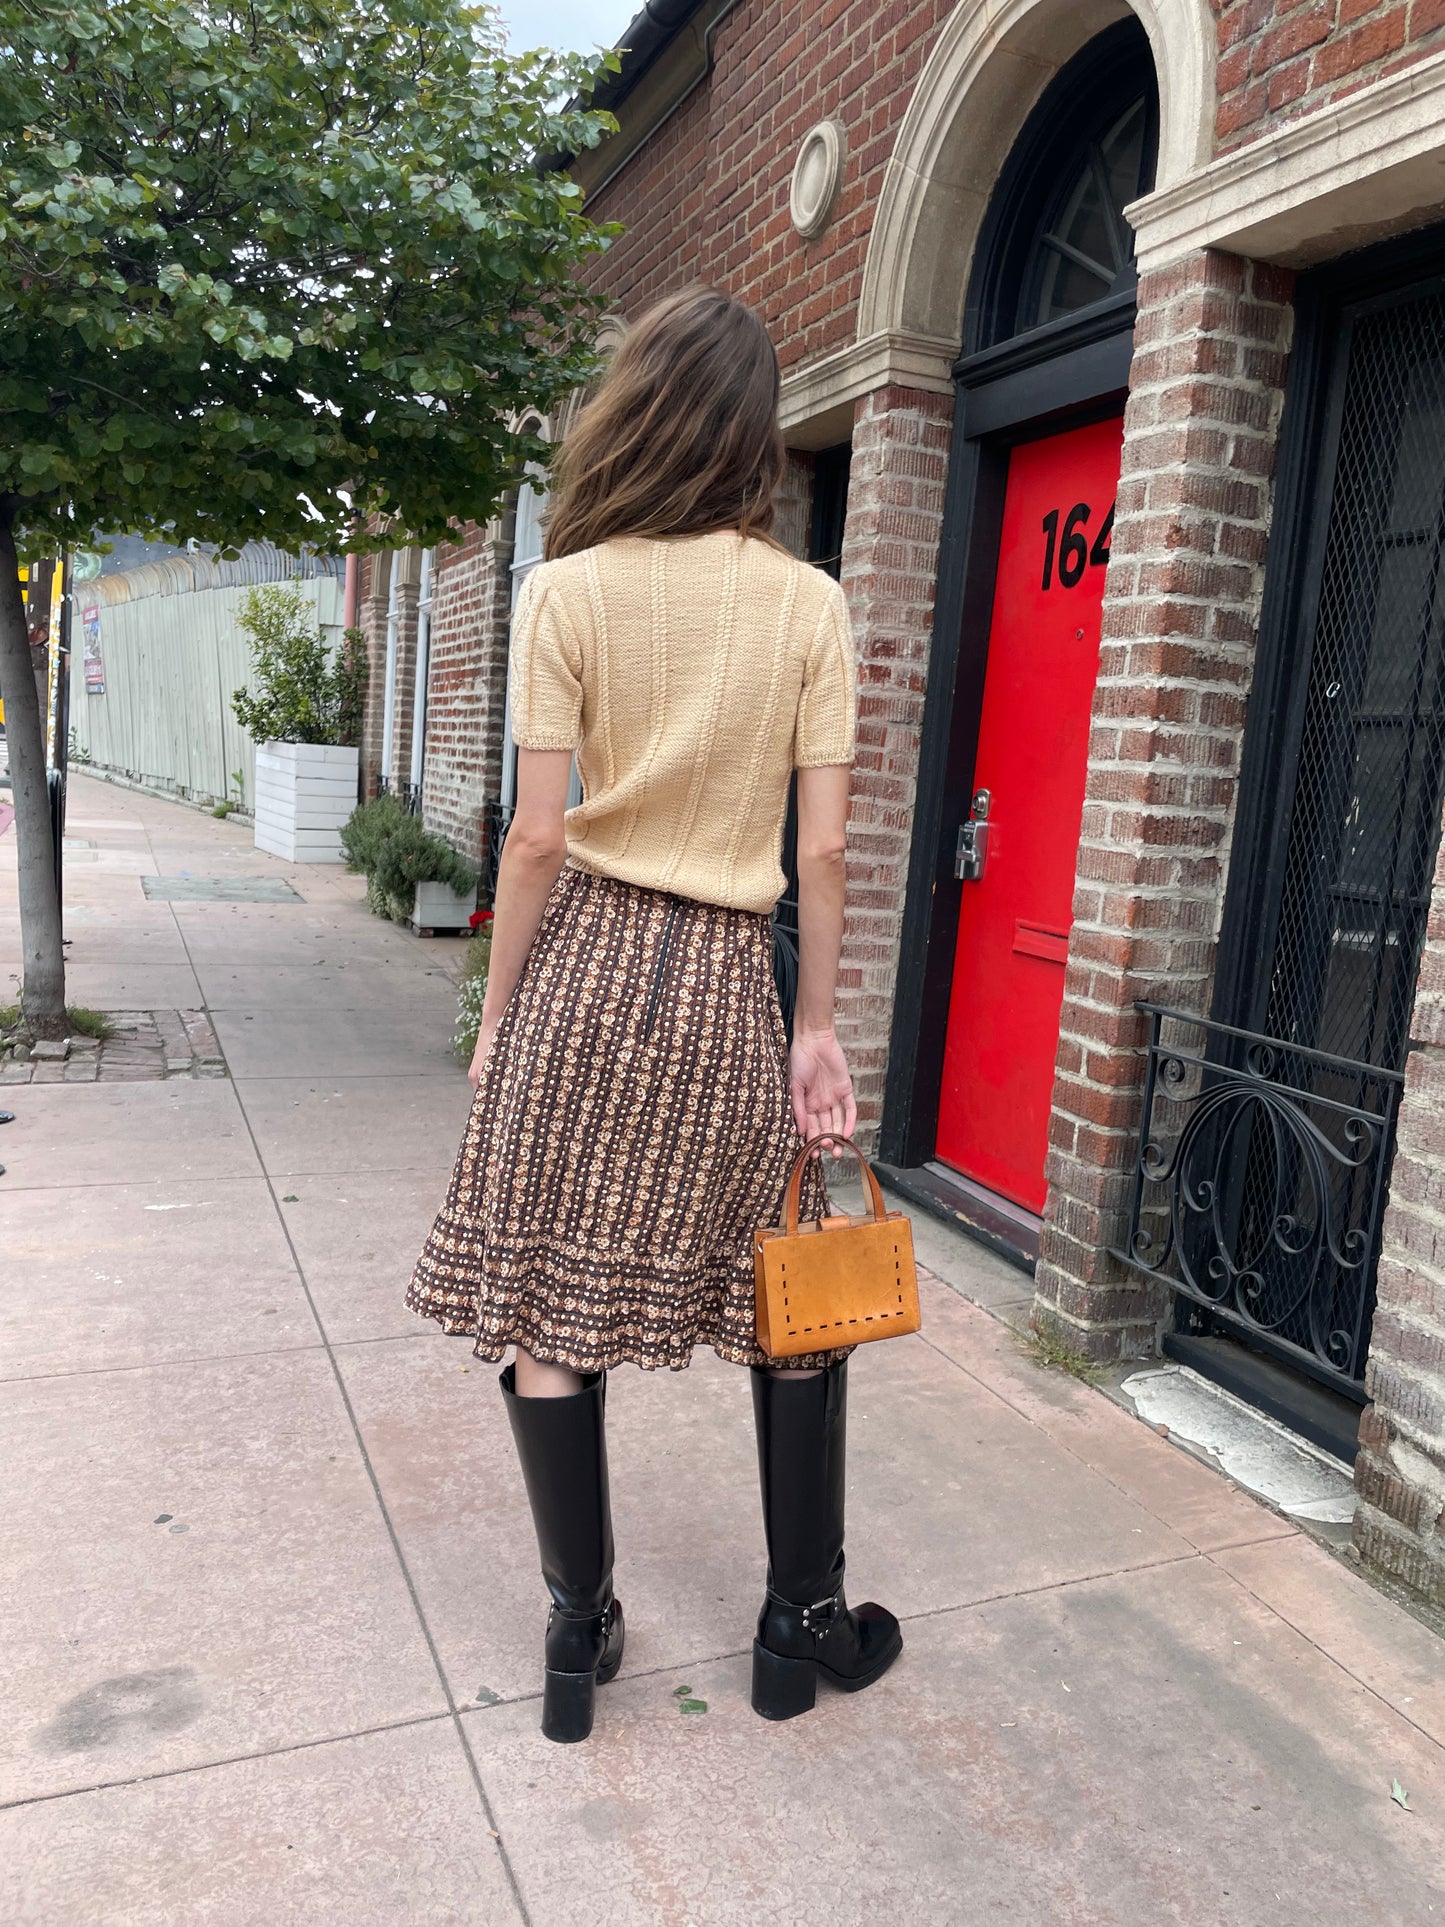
[406,1292,850,1374]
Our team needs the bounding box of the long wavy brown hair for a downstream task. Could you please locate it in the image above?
[544,287,785,561]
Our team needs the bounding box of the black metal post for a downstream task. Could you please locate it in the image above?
[48,551,71,930]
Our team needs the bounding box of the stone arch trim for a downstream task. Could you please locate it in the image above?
[855,0,1216,365]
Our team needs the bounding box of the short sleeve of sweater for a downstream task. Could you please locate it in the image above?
[794,581,857,768]
[508,570,583,751]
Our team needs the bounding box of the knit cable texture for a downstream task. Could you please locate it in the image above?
[508,530,856,914]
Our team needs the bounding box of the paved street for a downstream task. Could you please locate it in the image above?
[1,774,1443,1926]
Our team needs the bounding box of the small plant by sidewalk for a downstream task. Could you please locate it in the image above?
[230,587,367,748]
[63,1007,113,1041]
[1,1002,114,1056]
[453,916,494,1063]
[1016,1319,1105,1384]
[339,794,478,925]
[212,769,248,820]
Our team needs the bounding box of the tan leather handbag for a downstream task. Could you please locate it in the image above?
[754,1136,921,1358]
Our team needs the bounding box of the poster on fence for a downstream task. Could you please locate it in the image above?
[82,606,104,695]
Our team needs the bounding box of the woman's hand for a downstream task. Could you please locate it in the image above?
[790,1025,857,1154]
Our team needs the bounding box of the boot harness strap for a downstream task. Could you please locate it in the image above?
[768,1585,843,1635]
[546,1597,615,1628]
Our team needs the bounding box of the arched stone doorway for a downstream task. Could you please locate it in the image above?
[855,0,1216,379]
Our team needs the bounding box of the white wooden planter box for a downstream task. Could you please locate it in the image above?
[253,742,358,864]
[411,879,478,933]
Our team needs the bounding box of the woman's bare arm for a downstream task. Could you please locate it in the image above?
[790,763,857,1150]
[470,748,574,1087]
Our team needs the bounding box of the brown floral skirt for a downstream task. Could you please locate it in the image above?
[407,866,845,1372]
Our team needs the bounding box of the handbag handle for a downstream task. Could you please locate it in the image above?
[781,1134,888,1234]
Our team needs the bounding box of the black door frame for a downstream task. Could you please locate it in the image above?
[878,293,1136,1171]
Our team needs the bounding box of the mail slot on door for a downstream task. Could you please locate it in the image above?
[955,788,991,882]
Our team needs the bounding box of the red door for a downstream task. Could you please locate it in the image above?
[936,415,1124,1213]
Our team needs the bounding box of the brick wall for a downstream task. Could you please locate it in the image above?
[1216,0,1445,147]
[586,0,1445,358]
[1033,250,1295,1358]
[1354,817,1445,1605]
[585,0,957,370]
[837,386,954,1143]
[421,514,515,867]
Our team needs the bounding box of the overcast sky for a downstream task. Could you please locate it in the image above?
[493,0,635,54]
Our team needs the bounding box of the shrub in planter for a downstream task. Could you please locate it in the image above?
[373,817,477,923]
[340,795,478,924]
[232,586,368,862]
[339,792,410,874]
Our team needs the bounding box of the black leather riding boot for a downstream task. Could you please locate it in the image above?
[500,1363,625,1743]
[749,1360,902,1720]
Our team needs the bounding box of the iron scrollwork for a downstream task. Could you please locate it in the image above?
[1112,1004,1403,1391]
[479,797,514,903]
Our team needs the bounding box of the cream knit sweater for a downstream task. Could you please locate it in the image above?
[508,530,857,915]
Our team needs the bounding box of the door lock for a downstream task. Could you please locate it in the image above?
[955,788,992,882]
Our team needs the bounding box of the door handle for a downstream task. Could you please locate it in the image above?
[955,788,992,882]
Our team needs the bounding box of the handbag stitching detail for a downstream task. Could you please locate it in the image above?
[755,1135,921,1356]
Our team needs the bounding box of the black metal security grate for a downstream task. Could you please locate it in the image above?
[1118,283,1445,1393]
[1264,290,1445,1071]
[1114,1007,1402,1391]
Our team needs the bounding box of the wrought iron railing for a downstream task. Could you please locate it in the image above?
[772,893,799,1039]
[479,797,514,903]
[1111,1003,1403,1394]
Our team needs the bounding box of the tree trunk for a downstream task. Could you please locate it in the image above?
[0,503,66,1034]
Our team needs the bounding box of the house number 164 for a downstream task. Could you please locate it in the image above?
[1040,499,1115,590]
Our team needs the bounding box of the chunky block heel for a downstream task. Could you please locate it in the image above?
[751,1639,818,1721]
[542,1668,599,1744]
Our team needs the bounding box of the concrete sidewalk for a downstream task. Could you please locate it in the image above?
[1,775,1442,1927]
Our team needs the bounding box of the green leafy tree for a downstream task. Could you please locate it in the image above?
[0,0,616,1031]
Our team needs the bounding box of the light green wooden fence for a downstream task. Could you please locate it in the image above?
[70,564,344,810]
